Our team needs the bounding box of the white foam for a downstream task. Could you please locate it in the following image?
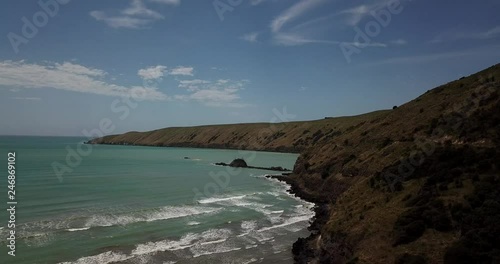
[236,233,249,238]
[255,236,274,242]
[230,199,275,216]
[59,173,317,263]
[200,238,227,246]
[132,233,199,256]
[267,191,281,197]
[59,251,131,264]
[145,206,220,223]
[264,175,316,213]
[192,246,241,258]
[241,220,257,232]
[242,258,258,264]
[84,206,220,228]
[66,227,90,232]
[257,215,311,232]
[131,228,232,257]
[198,195,247,204]
[199,228,232,241]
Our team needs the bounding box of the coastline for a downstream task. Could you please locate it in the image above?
[89,140,316,262]
[267,174,328,263]
[84,63,500,263]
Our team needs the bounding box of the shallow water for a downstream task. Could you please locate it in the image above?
[0,136,313,264]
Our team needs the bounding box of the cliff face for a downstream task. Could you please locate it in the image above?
[92,64,500,264]
[287,64,500,264]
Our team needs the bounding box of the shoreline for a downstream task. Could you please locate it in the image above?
[90,139,319,262]
[266,174,328,263]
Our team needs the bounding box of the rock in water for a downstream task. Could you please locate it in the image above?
[229,158,248,168]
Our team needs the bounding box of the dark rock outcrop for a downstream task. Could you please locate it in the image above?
[216,159,290,172]
[229,158,247,167]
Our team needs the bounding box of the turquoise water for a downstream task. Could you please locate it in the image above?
[0,136,313,264]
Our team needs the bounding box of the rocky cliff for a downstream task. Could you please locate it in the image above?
[286,64,500,264]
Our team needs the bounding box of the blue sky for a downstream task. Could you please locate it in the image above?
[1,0,500,136]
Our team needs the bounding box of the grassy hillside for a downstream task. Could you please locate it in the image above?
[92,63,500,264]
[89,110,390,153]
[287,64,500,264]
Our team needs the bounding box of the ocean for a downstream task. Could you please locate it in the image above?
[0,136,313,264]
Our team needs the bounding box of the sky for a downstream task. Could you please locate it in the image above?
[0,0,500,136]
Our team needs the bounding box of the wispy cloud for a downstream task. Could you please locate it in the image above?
[178,79,210,91]
[150,0,181,6]
[430,26,500,43]
[176,79,250,107]
[267,0,394,48]
[273,32,387,48]
[250,0,268,6]
[336,0,406,26]
[338,5,371,26]
[241,32,259,43]
[122,0,164,19]
[90,0,181,29]
[0,61,168,100]
[289,13,339,32]
[56,62,107,77]
[90,11,151,29]
[138,65,193,80]
[138,65,167,80]
[269,0,339,46]
[0,60,249,106]
[272,33,338,46]
[169,66,194,76]
[270,0,326,33]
